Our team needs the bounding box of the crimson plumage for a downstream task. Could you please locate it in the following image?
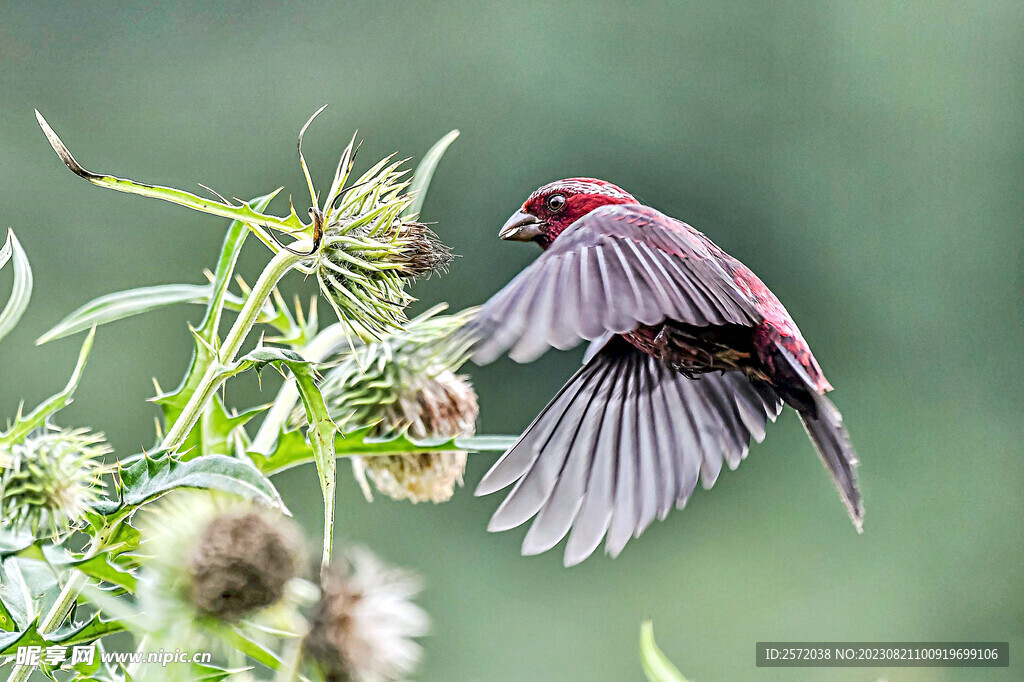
[469,178,862,566]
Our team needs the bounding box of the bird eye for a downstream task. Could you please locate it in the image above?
[546,194,566,213]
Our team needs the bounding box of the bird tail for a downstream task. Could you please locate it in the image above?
[475,338,783,566]
[798,393,864,532]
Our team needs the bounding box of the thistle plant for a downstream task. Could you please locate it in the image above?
[0,109,517,681]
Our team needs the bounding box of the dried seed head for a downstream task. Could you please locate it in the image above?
[292,307,479,503]
[304,548,429,682]
[0,426,110,538]
[360,370,477,503]
[138,493,304,641]
[187,509,302,622]
[392,221,453,278]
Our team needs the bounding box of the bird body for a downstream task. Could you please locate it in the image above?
[470,178,861,566]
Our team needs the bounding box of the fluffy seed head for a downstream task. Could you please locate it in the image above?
[187,509,302,621]
[0,426,110,538]
[304,548,429,682]
[139,493,304,635]
[358,369,477,503]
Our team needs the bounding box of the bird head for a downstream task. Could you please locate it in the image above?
[499,178,637,248]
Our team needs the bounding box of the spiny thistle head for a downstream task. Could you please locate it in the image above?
[309,129,453,341]
[293,306,479,503]
[303,548,429,682]
[139,493,304,629]
[0,426,110,538]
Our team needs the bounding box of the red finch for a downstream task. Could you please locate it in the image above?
[468,178,862,566]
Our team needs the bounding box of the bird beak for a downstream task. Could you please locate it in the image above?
[499,210,545,242]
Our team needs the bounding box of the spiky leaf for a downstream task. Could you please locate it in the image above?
[0,558,62,632]
[250,427,517,476]
[0,612,124,656]
[235,346,336,572]
[92,452,284,517]
[36,112,306,244]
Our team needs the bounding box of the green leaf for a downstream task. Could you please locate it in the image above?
[37,284,232,345]
[0,612,124,656]
[93,451,285,517]
[69,553,136,593]
[640,621,688,682]
[0,327,95,447]
[0,229,33,344]
[0,558,63,633]
[198,397,268,459]
[0,526,138,597]
[190,663,254,681]
[36,112,306,240]
[250,426,518,476]
[404,130,459,218]
[220,625,287,673]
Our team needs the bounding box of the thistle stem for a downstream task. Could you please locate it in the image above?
[159,245,309,453]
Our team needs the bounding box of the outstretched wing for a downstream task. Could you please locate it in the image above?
[475,338,783,566]
[468,205,762,364]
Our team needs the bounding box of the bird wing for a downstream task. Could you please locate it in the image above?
[475,338,783,566]
[468,204,763,364]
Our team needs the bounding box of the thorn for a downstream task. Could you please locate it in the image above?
[197,183,230,204]
[268,225,316,257]
[235,274,252,296]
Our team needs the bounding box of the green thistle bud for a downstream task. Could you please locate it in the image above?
[0,426,110,538]
[293,307,479,503]
[303,548,429,682]
[313,144,453,340]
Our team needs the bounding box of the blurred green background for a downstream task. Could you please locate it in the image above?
[1,1,1022,679]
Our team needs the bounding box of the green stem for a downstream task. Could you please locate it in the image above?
[159,245,309,453]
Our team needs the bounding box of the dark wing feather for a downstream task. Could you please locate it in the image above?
[476,340,784,566]
[468,205,762,365]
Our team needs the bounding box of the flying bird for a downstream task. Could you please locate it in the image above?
[467,178,862,566]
